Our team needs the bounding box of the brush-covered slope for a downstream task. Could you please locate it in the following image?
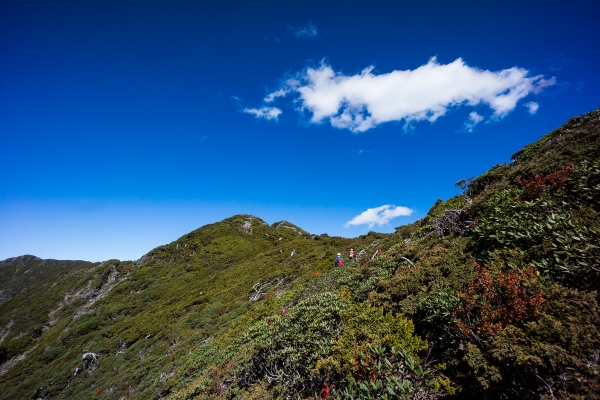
[0,108,598,399]
[0,216,378,399]
[0,255,95,303]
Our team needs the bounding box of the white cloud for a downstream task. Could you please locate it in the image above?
[289,22,318,38]
[264,88,290,103]
[524,101,539,114]
[345,205,413,228]
[463,111,484,132]
[250,57,555,132]
[243,106,282,120]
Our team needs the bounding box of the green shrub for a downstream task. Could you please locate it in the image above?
[331,344,454,399]
[471,160,600,289]
[234,292,348,397]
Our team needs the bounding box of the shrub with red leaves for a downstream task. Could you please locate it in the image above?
[352,350,378,382]
[317,382,331,400]
[515,162,574,200]
[454,263,545,338]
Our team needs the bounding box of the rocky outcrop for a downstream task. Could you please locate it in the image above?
[0,320,14,345]
[134,253,150,267]
[73,265,125,319]
[81,353,100,373]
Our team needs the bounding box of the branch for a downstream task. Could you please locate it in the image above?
[399,256,415,267]
[536,374,555,399]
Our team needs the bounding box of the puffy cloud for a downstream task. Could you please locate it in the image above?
[463,111,484,132]
[524,101,539,114]
[289,22,318,38]
[251,57,555,132]
[243,106,282,120]
[345,205,413,228]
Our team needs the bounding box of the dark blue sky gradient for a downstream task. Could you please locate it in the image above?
[1,0,599,261]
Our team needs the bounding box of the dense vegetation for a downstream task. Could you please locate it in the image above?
[0,108,598,399]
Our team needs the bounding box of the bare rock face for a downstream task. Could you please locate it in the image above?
[239,219,253,234]
[134,253,149,267]
[72,265,125,320]
[81,353,100,372]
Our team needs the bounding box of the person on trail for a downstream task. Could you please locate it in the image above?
[349,248,356,260]
[334,253,345,267]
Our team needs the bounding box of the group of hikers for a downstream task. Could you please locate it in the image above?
[334,248,355,266]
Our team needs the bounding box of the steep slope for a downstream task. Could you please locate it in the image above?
[0,108,598,399]
[0,256,99,370]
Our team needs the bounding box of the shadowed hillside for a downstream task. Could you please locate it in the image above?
[1,108,598,399]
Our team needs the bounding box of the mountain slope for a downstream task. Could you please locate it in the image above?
[0,216,378,399]
[0,108,598,399]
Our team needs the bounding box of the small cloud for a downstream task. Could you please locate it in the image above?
[264,88,290,103]
[289,21,318,38]
[463,111,484,132]
[470,111,484,124]
[530,76,556,94]
[524,101,539,114]
[243,106,282,120]
[345,205,413,228]
[199,135,207,142]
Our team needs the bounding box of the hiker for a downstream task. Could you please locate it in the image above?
[349,248,355,260]
[334,253,345,267]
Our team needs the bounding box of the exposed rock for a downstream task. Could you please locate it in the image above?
[81,352,100,372]
[73,265,123,319]
[134,253,150,267]
[0,345,36,376]
[239,219,253,234]
[0,320,13,345]
[272,221,306,235]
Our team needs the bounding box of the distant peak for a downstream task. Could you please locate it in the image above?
[0,255,42,267]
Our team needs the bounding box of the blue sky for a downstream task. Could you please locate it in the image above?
[1,0,599,262]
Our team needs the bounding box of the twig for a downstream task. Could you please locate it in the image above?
[536,374,555,399]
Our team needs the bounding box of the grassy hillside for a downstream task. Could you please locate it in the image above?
[0,108,598,399]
